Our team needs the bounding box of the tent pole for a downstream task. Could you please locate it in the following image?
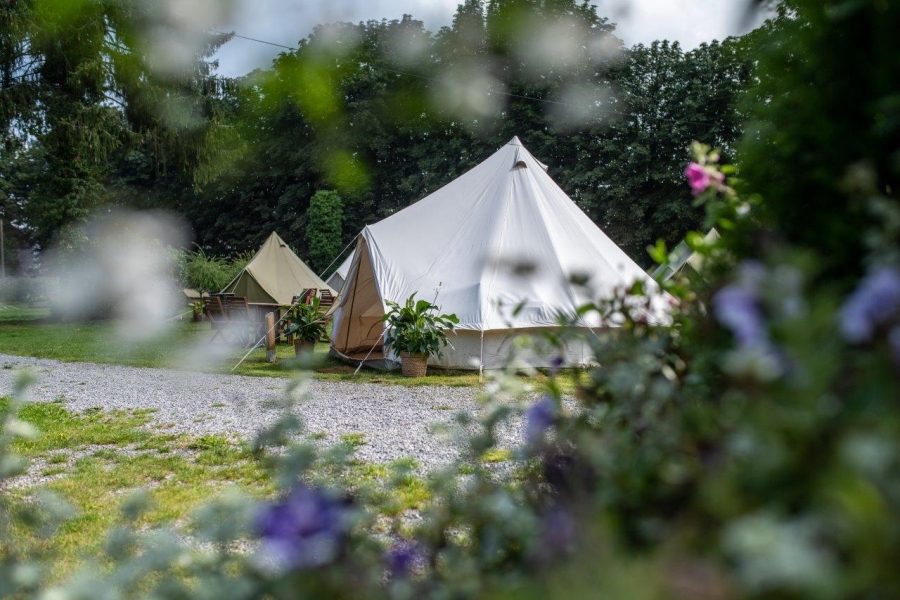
[479,329,485,383]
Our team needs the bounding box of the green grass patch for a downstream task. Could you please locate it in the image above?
[340,432,367,448]
[10,402,153,454]
[390,457,420,471]
[46,453,69,465]
[323,458,432,517]
[0,304,51,323]
[480,448,513,463]
[41,466,67,477]
[2,399,273,580]
[3,398,434,581]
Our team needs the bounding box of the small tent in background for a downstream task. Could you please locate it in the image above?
[326,251,354,293]
[650,229,720,283]
[331,137,665,371]
[222,232,335,305]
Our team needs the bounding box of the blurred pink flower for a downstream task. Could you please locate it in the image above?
[685,162,712,196]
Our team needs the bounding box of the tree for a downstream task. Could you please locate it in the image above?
[0,1,235,250]
[305,190,343,276]
[564,39,752,261]
[738,0,900,285]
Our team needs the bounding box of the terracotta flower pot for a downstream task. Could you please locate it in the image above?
[400,352,428,377]
[295,340,316,357]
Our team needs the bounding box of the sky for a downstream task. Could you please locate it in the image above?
[213,0,766,77]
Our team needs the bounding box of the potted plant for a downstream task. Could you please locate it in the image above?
[382,294,459,377]
[191,299,205,322]
[284,296,328,357]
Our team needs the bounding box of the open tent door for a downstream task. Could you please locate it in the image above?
[331,235,388,359]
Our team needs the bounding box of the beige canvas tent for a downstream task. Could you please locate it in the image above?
[331,137,665,370]
[222,232,335,305]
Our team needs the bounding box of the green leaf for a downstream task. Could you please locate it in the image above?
[648,239,669,265]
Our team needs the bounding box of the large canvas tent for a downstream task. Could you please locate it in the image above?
[331,137,663,370]
[222,232,335,305]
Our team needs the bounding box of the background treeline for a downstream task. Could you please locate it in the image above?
[1,0,755,274]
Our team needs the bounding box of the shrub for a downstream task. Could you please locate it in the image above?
[382,294,459,358]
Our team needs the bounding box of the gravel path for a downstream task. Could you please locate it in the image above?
[0,354,522,470]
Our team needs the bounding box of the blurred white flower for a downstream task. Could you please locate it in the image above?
[514,16,586,75]
[548,83,613,129]
[431,63,505,123]
[386,25,430,66]
[139,0,234,76]
[49,210,188,345]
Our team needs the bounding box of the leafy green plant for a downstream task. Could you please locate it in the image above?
[180,247,231,295]
[283,296,327,343]
[382,294,459,358]
[179,247,254,296]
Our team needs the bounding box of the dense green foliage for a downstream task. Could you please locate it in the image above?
[2,0,751,266]
[738,0,900,284]
[304,190,344,275]
[0,0,235,251]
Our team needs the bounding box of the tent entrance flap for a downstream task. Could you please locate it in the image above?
[333,237,386,355]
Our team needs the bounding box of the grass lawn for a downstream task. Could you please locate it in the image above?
[0,304,582,389]
[0,304,481,385]
[2,397,432,581]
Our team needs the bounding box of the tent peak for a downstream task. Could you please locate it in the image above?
[508,136,522,146]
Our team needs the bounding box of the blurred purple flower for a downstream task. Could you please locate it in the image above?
[713,284,768,348]
[550,355,564,376]
[255,485,350,571]
[839,267,900,343]
[525,396,556,445]
[685,162,711,196]
[386,541,423,578]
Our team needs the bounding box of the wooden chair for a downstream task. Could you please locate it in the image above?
[223,296,257,347]
[313,289,337,343]
[204,296,233,344]
[318,289,336,310]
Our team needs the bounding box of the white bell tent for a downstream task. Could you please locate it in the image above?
[326,251,354,292]
[330,137,663,370]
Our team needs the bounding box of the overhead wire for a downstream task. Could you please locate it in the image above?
[216,29,724,128]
